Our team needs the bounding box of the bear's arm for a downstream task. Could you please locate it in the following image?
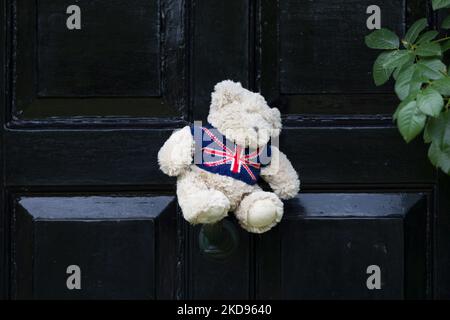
[158,126,194,177]
[260,146,300,200]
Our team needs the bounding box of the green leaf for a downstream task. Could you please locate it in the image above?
[417,30,439,44]
[395,64,423,100]
[416,59,447,80]
[382,50,414,69]
[393,60,414,80]
[397,100,427,142]
[425,112,450,143]
[431,77,450,95]
[442,40,450,53]
[443,15,450,29]
[405,18,428,44]
[373,52,396,86]
[424,122,433,143]
[432,0,450,10]
[417,87,444,117]
[428,142,450,174]
[372,51,413,86]
[365,28,400,49]
[425,112,450,174]
[394,97,415,121]
[416,42,442,57]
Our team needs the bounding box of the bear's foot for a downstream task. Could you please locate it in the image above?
[235,191,283,234]
[179,189,231,225]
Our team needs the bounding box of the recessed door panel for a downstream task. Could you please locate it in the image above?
[12,195,177,299]
[37,0,160,97]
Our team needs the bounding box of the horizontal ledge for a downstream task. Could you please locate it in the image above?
[15,195,176,220]
[5,127,436,186]
[7,117,188,130]
[284,193,426,218]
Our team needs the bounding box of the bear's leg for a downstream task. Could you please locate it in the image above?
[177,170,231,224]
[235,191,283,233]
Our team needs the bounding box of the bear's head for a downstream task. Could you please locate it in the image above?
[207,80,282,149]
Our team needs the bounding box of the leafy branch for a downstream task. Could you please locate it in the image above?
[365,0,450,175]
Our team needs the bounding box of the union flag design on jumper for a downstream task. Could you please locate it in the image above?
[191,124,271,185]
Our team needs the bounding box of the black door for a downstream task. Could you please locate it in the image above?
[1,0,449,300]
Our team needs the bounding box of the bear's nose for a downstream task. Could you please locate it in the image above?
[253,126,259,132]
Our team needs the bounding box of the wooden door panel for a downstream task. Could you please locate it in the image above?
[5,127,433,187]
[5,129,177,187]
[188,221,251,299]
[10,0,185,119]
[435,174,450,298]
[279,128,434,185]
[191,0,250,120]
[281,218,404,299]
[257,193,428,299]
[280,0,404,94]
[38,0,160,97]
[11,195,177,299]
[258,0,427,115]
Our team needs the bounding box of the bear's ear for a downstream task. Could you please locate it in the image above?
[211,80,244,109]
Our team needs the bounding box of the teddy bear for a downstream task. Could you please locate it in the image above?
[158,80,300,233]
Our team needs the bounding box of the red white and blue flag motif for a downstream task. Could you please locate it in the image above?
[191,125,271,185]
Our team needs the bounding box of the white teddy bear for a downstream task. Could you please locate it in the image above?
[158,80,300,233]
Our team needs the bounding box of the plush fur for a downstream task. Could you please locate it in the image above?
[158,80,300,233]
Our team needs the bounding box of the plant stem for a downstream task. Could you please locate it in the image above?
[434,36,450,43]
[443,97,450,111]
